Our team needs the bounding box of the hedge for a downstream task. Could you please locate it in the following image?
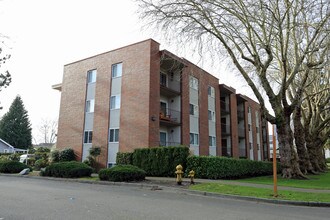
[186,156,276,179]
[99,165,146,182]
[41,161,93,178]
[131,146,189,177]
[116,152,133,165]
[0,161,30,173]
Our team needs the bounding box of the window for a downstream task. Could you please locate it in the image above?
[209,136,216,146]
[87,69,97,83]
[112,63,122,78]
[189,76,198,90]
[249,142,252,149]
[256,127,259,133]
[248,124,251,131]
[160,72,167,86]
[160,102,167,115]
[86,99,95,113]
[110,95,121,109]
[248,106,251,113]
[257,144,260,150]
[190,133,199,145]
[208,86,215,98]
[84,131,93,143]
[160,132,167,146]
[109,129,119,142]
[189,104,198,116]
[208,110,215,121]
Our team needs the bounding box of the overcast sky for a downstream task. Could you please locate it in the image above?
[0,0,251,144]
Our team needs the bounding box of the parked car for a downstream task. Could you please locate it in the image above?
[19,154,35,164]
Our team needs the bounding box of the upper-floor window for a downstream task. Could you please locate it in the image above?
[189,76,199,90]
[208,110,215,121]
[208,86,215,98]
[86,99,95,113]
[109,128,119,142]
[190,133,199,145]
[189,103,199,116]
[84,131,93,143]
[248,106,251,113]
[209,136,216,147]
[112,63,122,78]
[110,95,121,110]
[87,69,97,83]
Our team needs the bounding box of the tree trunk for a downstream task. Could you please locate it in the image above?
[277,112,306,179]
[293,107,314,174]
[307,136,327,172]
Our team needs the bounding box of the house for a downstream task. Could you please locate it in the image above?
[53,39,270,168]
[0,138,28,154]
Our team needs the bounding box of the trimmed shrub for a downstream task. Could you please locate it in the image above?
[0,161,30,173]
[41,161,93,178]
[326,158,330,163]
[132,146,189,177]
[50,150,60,163]
[59,148,76,162]
[186,156,275,179]
[116,152,133,165]
[34,159,49,171]
[99,165,146,182]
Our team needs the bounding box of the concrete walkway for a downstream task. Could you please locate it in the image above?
[146,176,330,194]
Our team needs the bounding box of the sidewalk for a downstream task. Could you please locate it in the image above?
[146,176,330,194]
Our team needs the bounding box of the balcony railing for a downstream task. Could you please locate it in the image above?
[237,110,245,120]
[159,108,181,125]
[160,78,181,95]
[220,100,230,114]
[221,124,231,135]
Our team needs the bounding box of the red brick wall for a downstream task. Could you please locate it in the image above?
[230,94,239,158]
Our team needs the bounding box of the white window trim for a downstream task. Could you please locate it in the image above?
[87,69,97,84]
[112,63,123,78]
[110,95,121,110]
[109,128,120,143]
[190,133,199,146]
[189,76,199,90]
[84,130,93,144]
[86,99,95,113]
[208,110,215,122]
[209,136,216,147]
[208,86,215,98]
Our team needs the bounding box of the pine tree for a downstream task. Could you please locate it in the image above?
[0,95,32,149]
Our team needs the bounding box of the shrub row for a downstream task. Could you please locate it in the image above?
[117,146,189,177]
[50,148,76,163]
[186,156,276,179]
[99,165,146,182]
[116,152,133,165]
[41,161,92,178]
[0,161,30,173]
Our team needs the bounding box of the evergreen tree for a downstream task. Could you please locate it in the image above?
[0,95,32,149]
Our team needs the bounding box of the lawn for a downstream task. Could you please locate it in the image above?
[189,183,330,202]
[236,171,330,190]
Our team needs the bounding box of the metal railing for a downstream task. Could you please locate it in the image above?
[220,100,230,113]
[221,124,231,135]
[160,78,181,93]
[159,108,181,123]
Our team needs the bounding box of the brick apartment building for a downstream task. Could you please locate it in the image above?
[53,39,269,168]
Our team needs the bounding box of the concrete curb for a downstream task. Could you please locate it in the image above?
[1,173,329,208]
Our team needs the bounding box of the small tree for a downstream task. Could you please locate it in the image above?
[0,95,32,149]
[84,147,101,171]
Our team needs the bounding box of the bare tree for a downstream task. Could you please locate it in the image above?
[0,35,11,109]
[137,0,330,178]
[38,118,58,144]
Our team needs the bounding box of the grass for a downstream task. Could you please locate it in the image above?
[190,183,330,202]
[78,176,100,181]
[236,171,330,189]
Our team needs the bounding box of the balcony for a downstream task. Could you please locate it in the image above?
[237,110,245,120]
[238,128,245,138]
[220,100,230,115]
[160,78,181,97]
[221,124,231,136]
[159,108,181,126]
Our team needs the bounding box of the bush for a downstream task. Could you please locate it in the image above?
[186,156,275,179]
[34,159,49,171]
[99,165,146,182]
[326,158,330,163]
[59,148,76,162]
[41,161,93,178]
[50,150,60,163]
[116,152,133,165]
[132,146,189,177]
[0,161,30,173]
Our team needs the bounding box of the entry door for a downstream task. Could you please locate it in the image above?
[160,102,167,115]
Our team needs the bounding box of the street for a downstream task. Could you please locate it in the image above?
[0,176,329,220]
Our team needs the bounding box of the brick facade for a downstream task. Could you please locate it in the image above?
[55,39,270,167]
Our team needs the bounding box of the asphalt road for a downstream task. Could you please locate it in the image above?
[0,176,329,220]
